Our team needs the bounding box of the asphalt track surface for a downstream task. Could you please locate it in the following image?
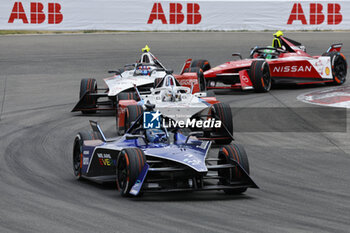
[1,32,350,233]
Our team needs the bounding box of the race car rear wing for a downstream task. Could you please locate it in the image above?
[327,43,342,53]
[180,59,192,74]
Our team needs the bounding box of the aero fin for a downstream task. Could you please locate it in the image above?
[327,43,343,53]
[89,120,107,142]
[180,59,192,74]
[129,163,149,196]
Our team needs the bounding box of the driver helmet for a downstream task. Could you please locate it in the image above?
[272,31,287,51]
[162,89,174,102]
[272,30,283,48]
[146,128,167,143]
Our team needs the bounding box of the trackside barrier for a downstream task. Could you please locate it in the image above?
[1,1,349,30]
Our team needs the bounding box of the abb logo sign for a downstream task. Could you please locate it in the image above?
[287,3,342,25]
[148,2,201,24]
[8,2,63,24]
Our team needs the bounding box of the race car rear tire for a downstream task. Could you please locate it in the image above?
[79,78,97,114]
[218,144,250,194]
[73,131,93,180]
[210,103,233,144]
[322,52,347,85]
[154,78,163,88]
[116,148,146,197]
[197,69,207,92]
[249,60,271,93]
[124,105,144,133]
[118,92,138,101]
[191,59,211,72]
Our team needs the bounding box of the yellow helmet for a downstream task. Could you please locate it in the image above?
[273,30,284,38]
[142,45,150,52]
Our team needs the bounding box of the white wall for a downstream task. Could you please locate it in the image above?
[1,1,349,30]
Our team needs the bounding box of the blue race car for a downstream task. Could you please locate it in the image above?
[73,117,258,197]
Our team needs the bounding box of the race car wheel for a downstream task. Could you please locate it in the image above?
[323,52,347,85]
[210,103,233,145]
[218,144,250,194]
[124,105,144,133]
[73,131,93,180]
[154,78,163,88]
[197,69,207,92]
[116,148,146,197]
[79,78,97,114]
[191,59,211,72]
[249,60,271,93]
[118,92,138,101]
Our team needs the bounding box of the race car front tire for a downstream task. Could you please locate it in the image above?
[79,78,97,114]
[218,144,250,194]
[210,103,233,144]
[323,52,347,85]
[124,105,144,133]
[249,60,271,93]
[118,92,138,101]
[116,148,146,197]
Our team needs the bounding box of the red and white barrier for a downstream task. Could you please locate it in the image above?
[1,1,349,30]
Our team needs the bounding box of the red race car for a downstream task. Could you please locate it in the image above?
[177,31,347,93]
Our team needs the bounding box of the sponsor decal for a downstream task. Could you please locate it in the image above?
[241,75,249,83]
[98,158,115,166]
[287,3,342,25]
[97,153,115,166]
[297,86,350,108]
[8,2,63,24]
[143,110,222,129]
[83,157,89,165]
[143,111,161,129]
[148,2,201,25]
[97,153,111,159]
[163,118,221,129]
[273,66,312,73]
[239,69,253,90]
[325,67,330,75]
[178,79,198,86]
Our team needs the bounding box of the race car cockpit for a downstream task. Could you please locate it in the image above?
[250,31,307,59]
[272,30,306,53]
[157,75,189,102]
[145,128,167,143]
[133,45,167,76]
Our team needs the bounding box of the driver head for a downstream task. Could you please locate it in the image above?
[162,89,175,102]
[146,128,166,143]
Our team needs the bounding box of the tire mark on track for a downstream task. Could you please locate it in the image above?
[0,76,7,121]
